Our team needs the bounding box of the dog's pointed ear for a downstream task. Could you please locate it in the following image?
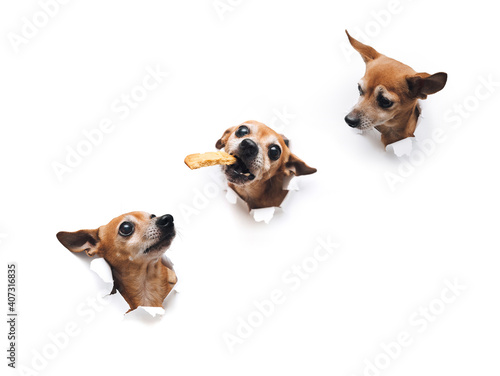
[285,154,317,176]
[406,72,448,99]
[215,126,236,150]
[280,134,290,147]
[57,229,101,257]
[346,30,381,63]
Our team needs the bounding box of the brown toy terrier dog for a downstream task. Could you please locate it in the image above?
[57,211,177,312]
[344,30,447,147]
[216,120,317,210]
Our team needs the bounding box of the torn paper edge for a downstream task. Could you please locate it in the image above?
[90,258,114,284]
[224,175,298,223]
[124,288,179,320]
[134,306,165,317]
[89,257,177,317]
[386,114,423,157]
[225,186,238,204]
[282,175,300,191]
[352,115,428,158]
[250,207,276,224]
[385,137,413,157]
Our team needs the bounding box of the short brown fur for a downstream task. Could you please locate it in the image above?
[216,120,316,209]
[345,31,447,146]
[57,211,177,313]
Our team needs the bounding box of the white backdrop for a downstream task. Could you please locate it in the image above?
[1,1,499,375]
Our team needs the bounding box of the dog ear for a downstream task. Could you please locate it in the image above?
[345,30,380,63]
[56,229,101,257]
[215,126,236,149]
[285,154,317,176]
[280,134,290,147]
[406,72,448,99]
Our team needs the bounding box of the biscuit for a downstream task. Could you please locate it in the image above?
[184,151,237,170]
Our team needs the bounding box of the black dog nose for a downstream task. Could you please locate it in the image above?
[345,114,360,128]
[239,138,258,158]
[156,214,174,227]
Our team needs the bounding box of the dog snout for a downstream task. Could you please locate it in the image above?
[239,138,258,159]
[156,214,174,228]
[344,113,361,128]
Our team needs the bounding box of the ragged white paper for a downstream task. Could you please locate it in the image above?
[386,137,413,157]
[250,207,276,224]
[89,256,177,317]
[224,176,298,223]
[90,258,114,284]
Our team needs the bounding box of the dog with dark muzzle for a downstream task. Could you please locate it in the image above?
[216,120,317,209]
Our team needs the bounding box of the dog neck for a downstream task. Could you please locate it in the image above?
[229,173,289,210]
[109,256,176,312]
[376,103,420,146]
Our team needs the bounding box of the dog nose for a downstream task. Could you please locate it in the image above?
[156,214,174,227]
[239,138,258,158]
[345,114,360,128]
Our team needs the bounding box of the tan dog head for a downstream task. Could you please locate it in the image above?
[57,212,176,266]
[344,31,447,146]
[215,120,316,209]
[57,211,177,311]
[216,120,316,186]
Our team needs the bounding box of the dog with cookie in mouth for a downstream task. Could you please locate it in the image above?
[215,120,317,210]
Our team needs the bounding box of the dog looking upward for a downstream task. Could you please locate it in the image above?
[216,120,317,209]
[57,211,177,312]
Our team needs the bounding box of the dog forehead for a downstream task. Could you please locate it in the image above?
[365,57,416,93]
[107,211,150,228]
[241,121,285,146]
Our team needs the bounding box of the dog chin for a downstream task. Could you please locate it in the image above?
[143,231,175,255]
[358,119,376,131]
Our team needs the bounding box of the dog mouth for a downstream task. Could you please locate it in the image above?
[358,123,374,131]
[224,155,256,184]
[143,229,176,254]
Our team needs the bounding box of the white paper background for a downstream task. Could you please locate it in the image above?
[1,1,499,375]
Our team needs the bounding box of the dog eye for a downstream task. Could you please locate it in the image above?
[268,145,281,161]
[150,214,156,219]
[378,96,393,109]
[358,84,364,95]
[235,126,250,137]
[118,222,134,237]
